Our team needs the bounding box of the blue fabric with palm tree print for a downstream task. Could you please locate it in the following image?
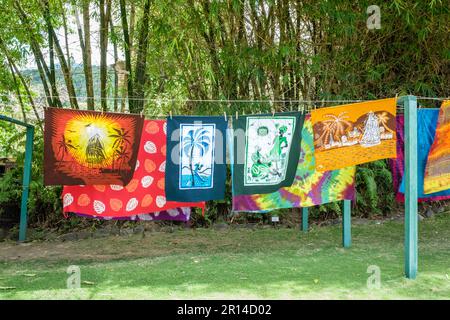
[165,116,227,201]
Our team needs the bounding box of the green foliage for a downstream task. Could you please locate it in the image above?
[356,161,395,216]
[0,125,63,226]
[0,168,21,206]
[0,0,449,226]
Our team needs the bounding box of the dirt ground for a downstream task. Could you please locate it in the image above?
[0,227,280,263]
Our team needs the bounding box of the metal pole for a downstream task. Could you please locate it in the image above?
[18,126,34,242]
[342,200,351,248]
[302,207,308,232]
[402,95,418,279]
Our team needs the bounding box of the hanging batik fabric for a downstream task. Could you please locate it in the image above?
[391,111,450,202]
[232,111,305,195]
[72,207,192,222]
[424,101,450,194]
[311,98,397,171]
[165,116,227,202]
[44,108,144,186]
[63,120,205,217]
[232,116,356,212]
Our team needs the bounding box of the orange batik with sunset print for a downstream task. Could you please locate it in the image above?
[62,120,205,217]
[424,100,450,194]
[44,108,144,186]
[311,98,397,171]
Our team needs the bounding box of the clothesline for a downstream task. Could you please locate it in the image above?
[2,95,447,120]
[0,94,367,104]
[0,93,448,103]
[0,107,409,120]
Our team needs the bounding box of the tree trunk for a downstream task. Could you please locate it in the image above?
[42,0,79,109]
[132,0,151,113]
[13,64,44,132]
[14,0,62,108]
[48,25,55,96]
[60,0,71,72]
[0,37,44,131]
[99,0,112,111]
[82,0,95,109]
[110,12,119,112]
[31,43,53,108]
[7,62,27,123]
[44,37,62,108]
[129,2,136,58]
[119,0,134,111]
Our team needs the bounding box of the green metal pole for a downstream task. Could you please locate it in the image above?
[301,207,308,232]
[0,115,29,127]
[403,95,418,279]
[342,200,351,248]
[18,126,34,242]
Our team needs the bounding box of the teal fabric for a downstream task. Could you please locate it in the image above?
[165,116,227,201]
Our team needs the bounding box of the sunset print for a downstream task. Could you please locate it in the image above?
[44,108,144,186]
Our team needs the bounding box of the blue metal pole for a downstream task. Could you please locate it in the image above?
[18,126,34,242]
[301,207,308,232]
[342,200,351,248]
[402,95,418,279]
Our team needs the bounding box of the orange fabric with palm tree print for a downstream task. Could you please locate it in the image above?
[424,100,450,194]
[311,98,397,171]
[44,108,144,186]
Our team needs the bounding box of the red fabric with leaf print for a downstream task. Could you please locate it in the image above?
[62,120,205,217]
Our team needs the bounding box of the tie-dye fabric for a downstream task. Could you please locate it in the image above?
[232,117,356,212]
[389,115,406,201]
[72,207,191,222]
[424,101,450,194]
[391,111,450,202]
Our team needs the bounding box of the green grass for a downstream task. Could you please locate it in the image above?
[1,214,450,299]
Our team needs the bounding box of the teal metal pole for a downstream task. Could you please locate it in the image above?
[403,95,418,279]
[18,126,34,242]
[0,115,29,127]
[301,207,308,232]
[342,200,351,248]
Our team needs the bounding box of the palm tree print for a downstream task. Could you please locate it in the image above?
[182,127,212,187]
[109,127,131,149]
[112,145,129,172]
[315,112,353,147]
[377,112,394,134]
[57,134,78,161]
[109,127,132,172]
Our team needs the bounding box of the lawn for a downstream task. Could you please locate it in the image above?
[0,214,449,299]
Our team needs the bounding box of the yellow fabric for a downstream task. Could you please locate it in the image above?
[424,100,450,194]
[311,98,397,171]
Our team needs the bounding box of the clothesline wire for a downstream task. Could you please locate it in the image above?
[416,96,449,101]
[0,103,407,113]
[3,95,446,120]
[0,108,408,121]
[0,93,448,103]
